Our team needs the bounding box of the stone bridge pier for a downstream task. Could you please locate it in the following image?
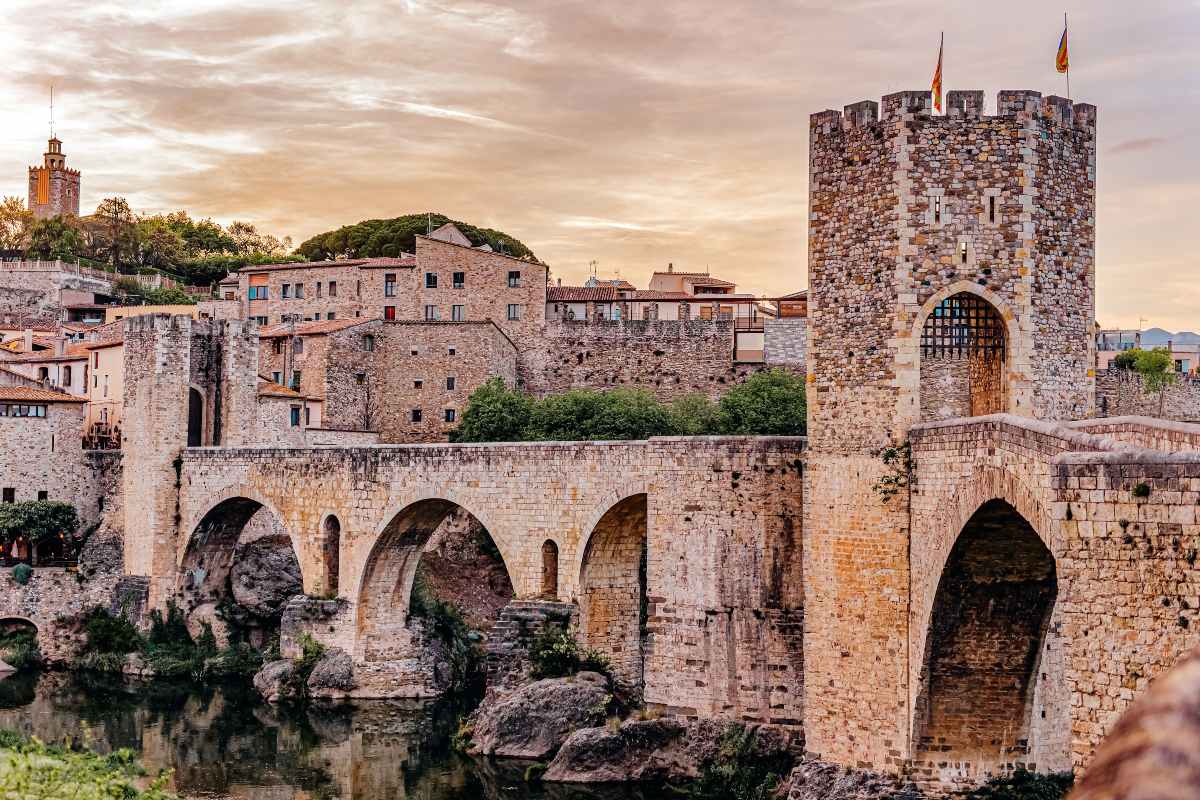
[141,437,807,722]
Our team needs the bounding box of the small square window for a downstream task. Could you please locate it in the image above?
[414,379,423,389]
[451,304,464,321]
[272,371,281,384]
[452,272,465,288]
[329,281,338,297]
[448,347,456,356]
[384,306,396,320]
[1,488,12,503]
[425,272,438,289]
[507,304,521,320]
[290,406,301,427]
[446,376,456,390]
[424,305,439,321]
[445,408,456,423]
[362,335,375,352]
[411,348,419,356]
[282,284,292,298]
[507,270,521,288]
[37,491,47,501]
[295,283,305,298]
[355,372,366,385]
[327,312,335,320]
[411,409,423,423]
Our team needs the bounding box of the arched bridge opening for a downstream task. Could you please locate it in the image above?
[180,497,302,648]
[356,498,513,695]
[578,493,648,696]
[913,499,1058,778]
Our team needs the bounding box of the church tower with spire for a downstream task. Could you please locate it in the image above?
[27,88,81,219]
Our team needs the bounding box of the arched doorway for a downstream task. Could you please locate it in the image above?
[579,494,647,695]
[919,292,1007,420]
[356,500,513,681]
[180,497,302,645]
[913,499,1058,773]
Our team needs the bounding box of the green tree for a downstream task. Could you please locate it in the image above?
[140,286,197,305]
[0,196,32,251]
[135,217,186,269]
[0,501,79,547]
[717,369,807,436]
[25,215,83,260]
[94,197,136,271]
[1134,347,1177,417]
[296,213,538,262]
[449,378,533,443]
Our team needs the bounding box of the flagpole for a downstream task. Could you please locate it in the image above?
[1064,12,1071,101]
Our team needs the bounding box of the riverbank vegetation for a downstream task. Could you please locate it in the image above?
[75,604,261,681]
[451,369,807,443]
[0,729,177,799]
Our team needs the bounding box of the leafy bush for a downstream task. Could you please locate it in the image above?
[11,564,31,586]
[0,729,177,799]
[961,770,1074,800]
[716,369,807,436]
[451,371,807,443]
[690,726,793,800]
[81,607,142,657]
[528,629,610,680]
[0,626,39,671]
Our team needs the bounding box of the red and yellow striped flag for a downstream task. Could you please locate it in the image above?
[1056,19,1069,73]
[932,33,944,112]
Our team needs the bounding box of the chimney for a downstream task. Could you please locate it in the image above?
[557,277,562,287]
[667,262,673,273]
[54,338,65,356]
[23,329,32,352]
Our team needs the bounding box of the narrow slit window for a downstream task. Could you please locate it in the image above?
[988,195,997,224]
[933,196,942,224]
[959,242,968,264]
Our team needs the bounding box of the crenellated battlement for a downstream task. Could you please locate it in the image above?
[811,89,1096,137]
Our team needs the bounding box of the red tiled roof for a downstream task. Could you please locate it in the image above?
[0,386,85,403]
[629,290,692,301]
[257,379,303,398]
[778,290,808,300]
[547,286,617,302]
[2,344,91,363]
[258,317,379,338]
[356,255,417,269]
[591,278,637,290]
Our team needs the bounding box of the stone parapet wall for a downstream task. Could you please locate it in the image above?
[1095,369,1200,423]
[1068,415,1200,452]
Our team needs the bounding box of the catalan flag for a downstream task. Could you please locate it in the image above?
[932,33,944,112]
[1056,16,1069,74]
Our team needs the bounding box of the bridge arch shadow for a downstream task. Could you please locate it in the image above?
[577,492,648,696]
[179,492,302,643]
[912,498,1060,779]
[354,497,515,666]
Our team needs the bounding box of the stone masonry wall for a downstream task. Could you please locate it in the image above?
[523,319,792,402]
[1095,369,1200,423]
[322,320,518,442]
[763,318,807,367]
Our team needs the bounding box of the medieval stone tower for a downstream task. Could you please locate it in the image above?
[28,136,81,219]
[120,315,259,606]
[801,90,1097,771]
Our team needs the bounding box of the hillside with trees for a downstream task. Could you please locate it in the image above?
[295,213,538,262]
[0,195,298,287]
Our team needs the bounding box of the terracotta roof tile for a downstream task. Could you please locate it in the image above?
[0,386,85,403]
[547,286,618,302]
[629,290,692,301]
[258,317,379,338]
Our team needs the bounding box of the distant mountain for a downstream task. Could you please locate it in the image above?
[1141,328,1200,346]
[295,213,537,263]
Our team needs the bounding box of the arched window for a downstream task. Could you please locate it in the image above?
[919,293,1006,420]
[540,540,559,599]
[362,334,375,352]
[187,388,203,447]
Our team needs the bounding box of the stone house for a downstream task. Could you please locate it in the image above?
[0,386,94,511]
[0,340,90,396]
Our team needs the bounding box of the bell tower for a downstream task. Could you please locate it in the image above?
[27,87,81,220]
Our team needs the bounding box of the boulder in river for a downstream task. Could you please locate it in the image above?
[467,671,610,760]
[307,647,355,698]
[544,718,785,784]
[230,534,302,623]
[782,759,925,800]
[253,659,295,703]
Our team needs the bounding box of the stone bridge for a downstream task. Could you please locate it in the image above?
[170,436,806,719]
[806,413,1200,789]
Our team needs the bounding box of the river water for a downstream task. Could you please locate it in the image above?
[0,671,653,800]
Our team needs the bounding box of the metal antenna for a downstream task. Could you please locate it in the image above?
[49,83,55,138]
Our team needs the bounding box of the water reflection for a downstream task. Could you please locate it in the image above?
[0,672,653,800]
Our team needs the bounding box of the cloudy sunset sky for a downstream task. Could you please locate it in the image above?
[0,1,1196,329]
